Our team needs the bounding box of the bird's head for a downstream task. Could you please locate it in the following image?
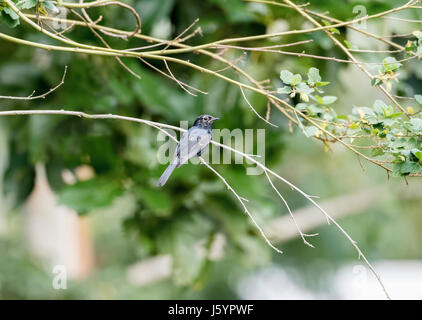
[193,115,219,128]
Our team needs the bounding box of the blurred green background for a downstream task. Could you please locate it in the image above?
[0,0,421,299]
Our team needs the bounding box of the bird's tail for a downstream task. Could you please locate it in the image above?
[156,161,178,187]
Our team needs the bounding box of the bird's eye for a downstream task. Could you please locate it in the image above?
[204,116,208,121]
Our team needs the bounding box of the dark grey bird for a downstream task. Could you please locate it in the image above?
[157,115,219,187]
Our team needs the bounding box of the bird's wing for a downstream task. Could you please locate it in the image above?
[177,127,211,167]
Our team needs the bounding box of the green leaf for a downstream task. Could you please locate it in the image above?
[320,96,337,105]
[295,103,308,111]
[329,27,340,35]
[344,40,352,49]
[3,7,19,20]
[279,70,301,86]
[315,95,323,104]
[277,86,292,94]
[354,107,375,116]
[405,42,416,52]
[385,112,403,118]
[410,118,422,133]
[415,94,422,105]
[371,78,383,86]
[394,161,422,176]
[315,81,330,87]
[408,137,422,149]
[413,31,422,41]
[1,7,20,27]
[304,126,318,137]
[373,100,401,117]
[290,74,302,86]
[306,104,324,115]
[307,67,321,84]
[416,46,422,58]
[321,20,339,34]
[296,82,313,95]
[42,1,59,13]
[373,99,388,111]
[20,0,38,9]
[353,106,378,124]
[382,57,402,73]
[371,148,385,157]
[280,70,294,84]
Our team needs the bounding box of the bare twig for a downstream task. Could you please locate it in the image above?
[0,66,67,100]
[199,158,283,254]
[160,18,200,52]
[264,170,318,248]
[56,0,142,37]
[74,2,142,79]
[240,86,278,127]
[138,57,208,95]
[163,59,199,96]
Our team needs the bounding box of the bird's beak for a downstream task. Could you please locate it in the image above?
[212,117,220,121]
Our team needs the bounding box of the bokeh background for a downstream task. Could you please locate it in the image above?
[0,0,422,299]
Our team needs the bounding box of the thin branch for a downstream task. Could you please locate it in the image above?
[163,59,199,96]
[199,157,283,254]
[216,44,416,66]
[348,48,404,54]
[138,57,208,95]
[55,0,142,36]
[240,86,278,127]
[265,170,318,248]
[382,16,422,23]
[72,3,142,79]
[213,40,314,51]
[160,18,200,52]
[0,66,67,100]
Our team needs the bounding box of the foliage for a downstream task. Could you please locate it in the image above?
[0,0,422,299]
[277,62,422,176]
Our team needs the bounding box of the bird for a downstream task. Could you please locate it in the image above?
[157,115,219,187]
